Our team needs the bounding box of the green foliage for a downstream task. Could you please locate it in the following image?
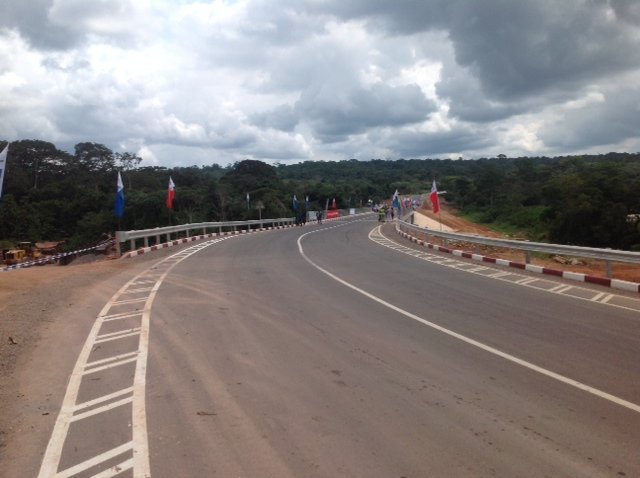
[2,139,640,250]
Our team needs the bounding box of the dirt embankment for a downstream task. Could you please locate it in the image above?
[415,204,640,283]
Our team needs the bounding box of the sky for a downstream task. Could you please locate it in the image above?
[1,0,640,168]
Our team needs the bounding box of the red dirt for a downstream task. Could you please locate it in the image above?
[417,204,640,283]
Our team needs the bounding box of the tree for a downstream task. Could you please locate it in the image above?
[74,142,116,173]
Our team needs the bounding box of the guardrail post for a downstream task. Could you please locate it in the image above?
[166,233,171,243]
[144,237,149,248]
[606,260,613,278]
[130,239,135,251]
[525,251,531,264]
[218,226,222,235]
[156,234,161,245]
[202,227,206,235]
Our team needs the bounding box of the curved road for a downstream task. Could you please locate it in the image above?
[36,215,640,477]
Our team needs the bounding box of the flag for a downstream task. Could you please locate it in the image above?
[292,195,299,211]
[392,189,400,209]
[430,180,440,214]
[331,197,337,209]
[0,144,8,199]
[166,176,176,210]
[115,171,125,217]
[246,192,250,210]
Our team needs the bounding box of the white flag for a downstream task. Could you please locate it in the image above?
[0,144,8,199]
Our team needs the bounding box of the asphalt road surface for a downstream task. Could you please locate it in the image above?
[30,215,640,477]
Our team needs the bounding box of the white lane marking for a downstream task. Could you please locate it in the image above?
[94,330,141,344]
[467,266,490,273]
[74,386,134,412]
[487,271,512,278]
[601,294,615,304]
[375,227,640,314]
[71,396,134,422]
[96,327,141,340]
[55,441,133,478]
[515,277,538,285]
[101,310,143,320]
[38,235,234,478]
[82,356,139,375]
[122,287,155,294]
[549,284,573,293]
[90,458,134,478]
[297,228,640,415]
[86,351,139,369]
[112,297,148,305]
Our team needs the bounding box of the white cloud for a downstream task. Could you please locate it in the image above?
[0,0,640,166]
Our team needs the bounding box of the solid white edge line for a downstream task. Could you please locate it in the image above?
[296,226,640,415]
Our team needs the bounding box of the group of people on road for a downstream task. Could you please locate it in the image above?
[375,204,396,222]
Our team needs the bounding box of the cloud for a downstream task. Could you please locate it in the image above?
[296,82,436,142]
[539,75,640,152]
[249,104,299,132]
[1,0,640,166]
[0,0,144,50]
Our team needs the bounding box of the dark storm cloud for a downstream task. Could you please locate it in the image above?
[539,84,640,151]
[296,83,437,142]
[0,0,78,50]
[384,126,494,158]
[249,105,299,132]
[305,0,640,114]
[0,0,138,50]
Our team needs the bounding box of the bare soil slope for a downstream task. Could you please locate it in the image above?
[417,204,640,283]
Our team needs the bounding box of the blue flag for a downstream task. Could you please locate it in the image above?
[115,172,125,217]
[392,189,400,209]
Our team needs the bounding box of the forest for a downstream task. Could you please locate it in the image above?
[2,139,640,251]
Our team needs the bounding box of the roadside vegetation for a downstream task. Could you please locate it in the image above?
[1,139,640,251]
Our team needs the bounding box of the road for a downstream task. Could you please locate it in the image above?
[25,215,640,476]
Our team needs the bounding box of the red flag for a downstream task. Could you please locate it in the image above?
[166,176,176,210]
[430,180,440,214]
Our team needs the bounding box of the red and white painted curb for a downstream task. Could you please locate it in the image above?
[121,225,292,258]
[121,213,369,259]
[396,226,640,294]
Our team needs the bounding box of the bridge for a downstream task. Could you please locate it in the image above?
[2,213,639,477]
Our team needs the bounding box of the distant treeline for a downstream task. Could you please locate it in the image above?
[1,139,640,250]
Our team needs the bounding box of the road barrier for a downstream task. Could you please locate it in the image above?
[115,211,370,255]
[1,239,116,272]
[115,217,296,255]
[398,213,640,280]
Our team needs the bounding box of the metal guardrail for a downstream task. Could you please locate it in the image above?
[399,214,640,277]
[116,217,295,254]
